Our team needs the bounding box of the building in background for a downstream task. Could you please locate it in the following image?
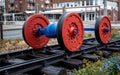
[0,0,5,21]
[5,0,52,13]
[115,0,120,21]
[0,0,5,12]
[1,0,120,21]
[4,0,51,21]
[50,0,118,21]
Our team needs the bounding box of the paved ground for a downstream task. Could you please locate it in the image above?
[2,21,120,40]
[3,29,22,39]
[2,25,22,39]
[3,25,22,31]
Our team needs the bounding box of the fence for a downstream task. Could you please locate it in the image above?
[0,21,3,48]
[0,21,25,26]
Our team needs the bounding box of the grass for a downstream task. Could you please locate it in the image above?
[111,29,120,40]
[0,38,28,53]
[84,28,120,40]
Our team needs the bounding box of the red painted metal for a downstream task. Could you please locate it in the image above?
[95,16,111,44]
[57,13,84,52]
[23,14,50,49]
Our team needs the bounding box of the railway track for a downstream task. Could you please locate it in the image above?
[0,12,117,75]
[0,38,120,75]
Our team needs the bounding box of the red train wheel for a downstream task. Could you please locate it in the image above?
[23,14,50,49]
[57,13,84,52]
[95,16,112,44]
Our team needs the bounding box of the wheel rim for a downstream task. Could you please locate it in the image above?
[22,14,50,49]
[57,13,84,52]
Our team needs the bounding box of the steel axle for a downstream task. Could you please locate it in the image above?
[37,25,110,39]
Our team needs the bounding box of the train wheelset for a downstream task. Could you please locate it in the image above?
[22,12,111,52]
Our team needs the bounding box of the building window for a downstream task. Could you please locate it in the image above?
[78,1,80,5]
[90,0,93,5]
[0,0,4,2]
[80,13,85,21]
[82,1,84,6]
[75,2,78,7]
[10,0,14,3]
[11,3,14,7]
[89,13,91,20]
[86,0,89,6]
[86,0,94,6]
[83,14,85,21]
[60,3,62,7]
[57,3,59,8]
[59,3,61,8]
[91,13,94,20]
[67,3,69,7]
[55,4,57,8]
[53,4,56,8]
[86,14,89,20]
[62,3,65,7]
[0,6,4,12]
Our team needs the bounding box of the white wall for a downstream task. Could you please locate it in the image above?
[53,0,118,11]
